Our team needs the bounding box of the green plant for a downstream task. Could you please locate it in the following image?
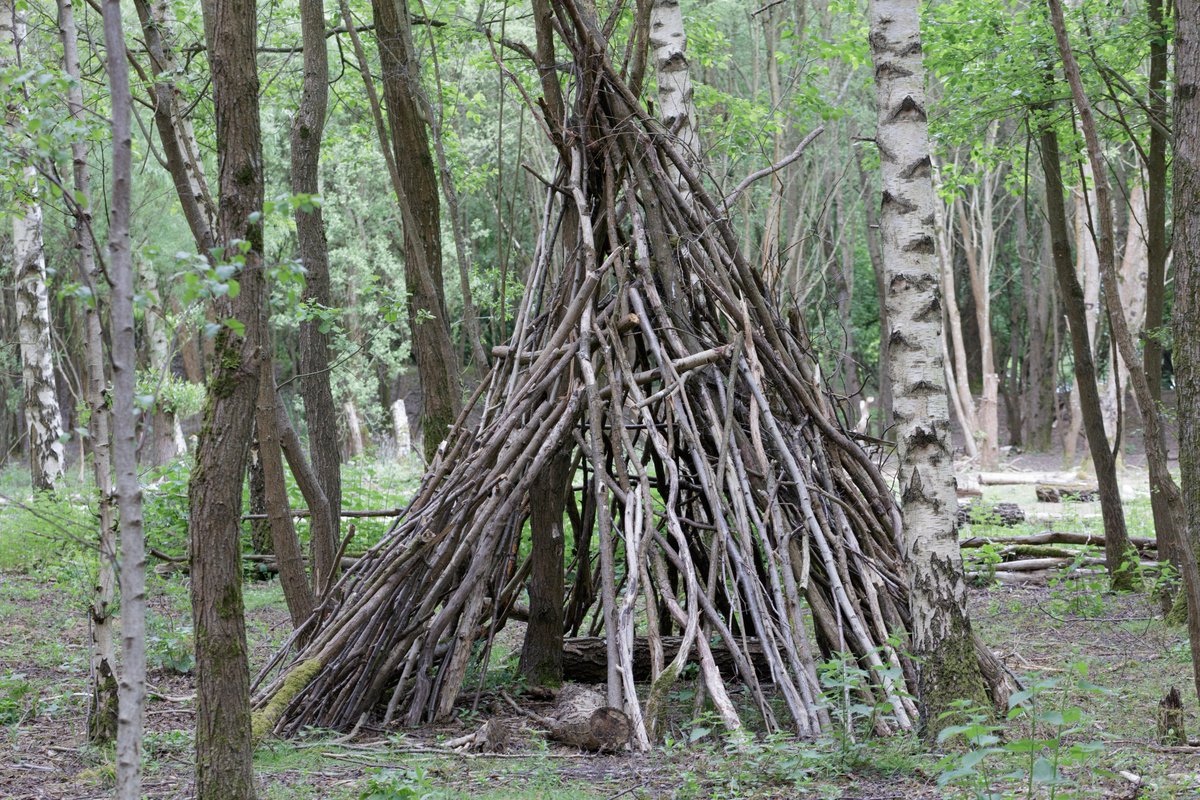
[1047,548,1107,618]
[0,672,41,724]
[358,767,442,800]
[936,661,1109,798]
[815,647,911,772]
[965,542,1004,588]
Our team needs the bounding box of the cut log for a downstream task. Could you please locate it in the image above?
[978,471,1080,486]
[1035,483,1099,503]
[960,531,1157,551]
[504,685,631,752]
[957,502,1026,528]
[561,636,770,683]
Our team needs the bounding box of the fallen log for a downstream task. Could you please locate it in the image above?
[1035,483,1099,503]
[978,471,1080,486]
[983,556,1159,573]
[152,552,359,576]
[561,636,771,683]
[960,530,1157,551]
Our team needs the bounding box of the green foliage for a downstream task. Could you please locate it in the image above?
[359,767,443,800]
[0,672,41,725]
[936,662,1110,799]
[965,542,1004,588]
[1047,547,1108,618]
[816,646,912,772]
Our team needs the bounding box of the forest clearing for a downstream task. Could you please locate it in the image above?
[2,0,1200,797]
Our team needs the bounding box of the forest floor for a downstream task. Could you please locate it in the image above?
[2,458,1199,799]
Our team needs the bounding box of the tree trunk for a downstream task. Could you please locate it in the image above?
[933,178,980,460]
[1167,0,1200,708]
[1049,0,1179,593]
[190,0,264,793]
[1035,97,1132,591]
[370,0,461,461]
[255,360,316,629]
[100,0,147,795]
[868,0,988,739]
[56,0,118,744]
[4,0,65,493]
[1145,0,1174,570]
[143,268,183,466]
[520,450,572,687]
[291,0,342,593]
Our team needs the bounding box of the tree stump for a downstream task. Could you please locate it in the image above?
[1035,483,1099,503]
[446,718,511,753]
[1157,687,1187,745]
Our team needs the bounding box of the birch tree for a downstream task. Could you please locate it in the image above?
[868,0,987,737]
[3,0,65,493]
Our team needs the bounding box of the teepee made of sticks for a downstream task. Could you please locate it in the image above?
[252,0,1008,745]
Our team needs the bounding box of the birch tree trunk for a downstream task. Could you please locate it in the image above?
[4,0,65,493]
[100,0,147,795]
[1171,0,1200,706]
[56,0,118,743]
[868,0,987,738]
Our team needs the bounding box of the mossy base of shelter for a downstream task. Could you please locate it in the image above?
[251,658,323,741]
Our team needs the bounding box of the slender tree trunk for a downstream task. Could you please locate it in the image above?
[291,0,341,591]
[56,0,118,743]
[132,0,218,254]
[855,150,893,432]
[1049,0,1178,592]
[144,268,182,466]
[370,0,461,461]
[255,359,316,628]
[190,0,264,793]
[933,182,981,460]
[868,0,987,739]
[1171,0,1200,707]
[100,0,146,795]
[4,0,65,493]
[1145,0,1174,568]
[1035,117,1132,590]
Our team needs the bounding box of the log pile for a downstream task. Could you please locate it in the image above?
[250,0,1008,745]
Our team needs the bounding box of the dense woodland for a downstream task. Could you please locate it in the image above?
[2,0,1200,796]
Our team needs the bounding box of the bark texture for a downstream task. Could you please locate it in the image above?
[868,0,988,737]
[371,0,461,461]
[1049,0,1171,591]
[4,1,65,493]
[190,0,264,793]
[291,0,342,590]
[1036,124,1131,590]
[101,0,147,794]
[56,0,118,744]
[1171,0,1200,707]
[519,450,571,686]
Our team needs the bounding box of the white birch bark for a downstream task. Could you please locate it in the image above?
[650,0,700,174]
[1102,185,1149,439]
[4,0,65,493]
[868,0,986,736]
